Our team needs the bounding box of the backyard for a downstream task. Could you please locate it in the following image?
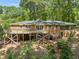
[0,0,79,59]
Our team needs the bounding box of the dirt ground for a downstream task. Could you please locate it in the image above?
[0,40,53,59]
[0,39,79,59]
[72,42,79,59]
[0,44,19,59]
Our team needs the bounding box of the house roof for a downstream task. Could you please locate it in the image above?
[11,20,76,26]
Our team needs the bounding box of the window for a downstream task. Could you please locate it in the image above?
[36,25,43,30]
[60,26,70,30]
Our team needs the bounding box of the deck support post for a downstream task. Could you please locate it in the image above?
[4,37,6,46]
[11,34,13,44]
[36,33,37,40]
[29,33,31,41]
[17,34,19,42]
[22,34,24,41]
[34,34,36,40]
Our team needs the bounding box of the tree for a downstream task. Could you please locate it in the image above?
[62,0,75,22]
[0,6,3,14]
[20,0,47,20]
[1,6,29,21]
[0,25,4,40]
[19,0,78,22]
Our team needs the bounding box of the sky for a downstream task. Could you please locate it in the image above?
[0,0,20,7]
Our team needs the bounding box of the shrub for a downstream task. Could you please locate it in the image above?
[57,40,73,59]
[18,41,32,59]
[42,44,57,59]
[6,48,16,59]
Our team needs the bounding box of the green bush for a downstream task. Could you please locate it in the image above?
[57,40,73,59]
[42,44,57,59]
[0,25,4,40]
[6,48,16,59]
[18,41,32,59]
